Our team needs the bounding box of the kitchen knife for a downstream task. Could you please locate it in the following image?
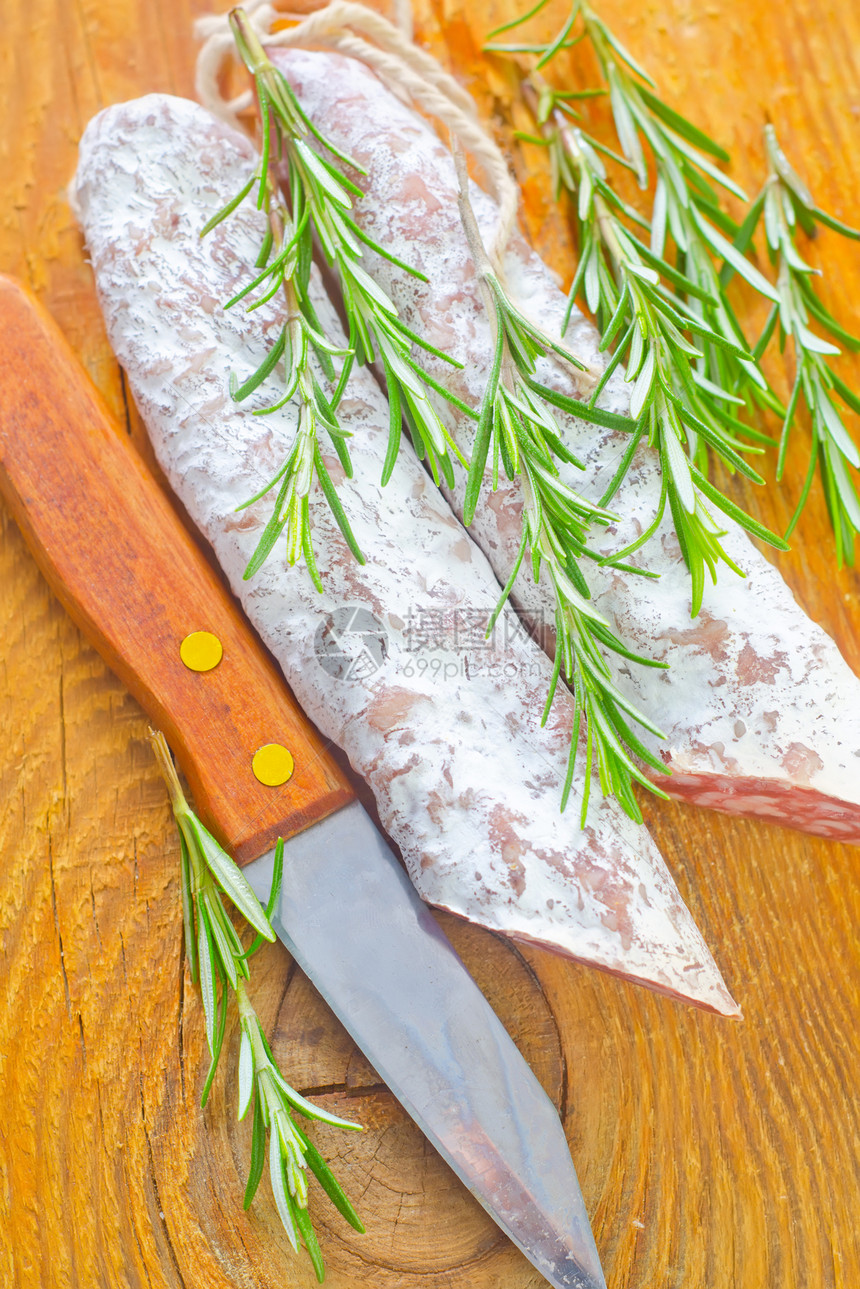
[0,274,606,1289]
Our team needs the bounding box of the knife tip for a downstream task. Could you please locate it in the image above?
[546,1255,607,1289]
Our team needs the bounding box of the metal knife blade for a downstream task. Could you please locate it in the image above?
[245,801,605,1289]
[0,275,606,1289]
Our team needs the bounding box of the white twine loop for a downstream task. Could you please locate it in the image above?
[194,0,519,270]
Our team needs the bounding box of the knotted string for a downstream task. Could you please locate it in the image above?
[194,0,519,270]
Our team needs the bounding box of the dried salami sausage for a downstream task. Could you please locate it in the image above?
[72,94,738,1013]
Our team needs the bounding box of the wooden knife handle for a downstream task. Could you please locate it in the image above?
[0,276,354,863]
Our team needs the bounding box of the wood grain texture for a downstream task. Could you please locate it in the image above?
[0,1,858,1287]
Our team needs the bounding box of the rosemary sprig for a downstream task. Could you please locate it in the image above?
[730,126,860,564]
[488,1,782,406]
[149,731,363,1280]
[204,8,470,584]
[455,153,670,823]
[212,173,363,589]
[202,164,356,587]
[521,80,785,613]
[487,4,789,609]
[236,983,365,1278]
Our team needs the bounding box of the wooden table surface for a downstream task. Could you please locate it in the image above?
[1,1,859,1286]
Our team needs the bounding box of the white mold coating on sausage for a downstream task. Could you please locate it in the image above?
[72,94,739,1013]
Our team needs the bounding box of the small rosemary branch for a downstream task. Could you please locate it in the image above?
[488,2,782,399]
[728,125,860,564]
[203,8,471,585]
[213,169,361,589]
[455,151,670,823]
[520,78,785,613]
[487,1,789,610]
[149,731,363,1280]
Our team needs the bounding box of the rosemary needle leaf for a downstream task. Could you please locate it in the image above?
[297,1130,366,1232]
[636,84,729,162]
[269,1134,300,1252]
[830,371,860,418]
[230,327,287,402]
[240,837,286,961]
[238,1027,254,1120]
[315,444,367,564]
[202,890,241,990]
[201,979,229,1107]
[812,206,860,241]
[177,827,197,983]
[487,0,554,39]
[200,173,257,237]
[689,203,778,301]
[242,503,288,582]
[690,463,789,549]
[798,281,860,351]
[294,1204,326,1283]
[526,377,636,430]
[244,1094,267,1208]
[197,914,218,1055]
[535,9,578,70]
[277,1083,363,1131]
[183,814,274,941]
[593,17,655,86]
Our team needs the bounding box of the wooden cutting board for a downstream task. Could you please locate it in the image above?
[1,1,858,1286]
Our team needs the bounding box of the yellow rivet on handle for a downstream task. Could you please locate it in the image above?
[252,743,295,787]
[180,631,223,672]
